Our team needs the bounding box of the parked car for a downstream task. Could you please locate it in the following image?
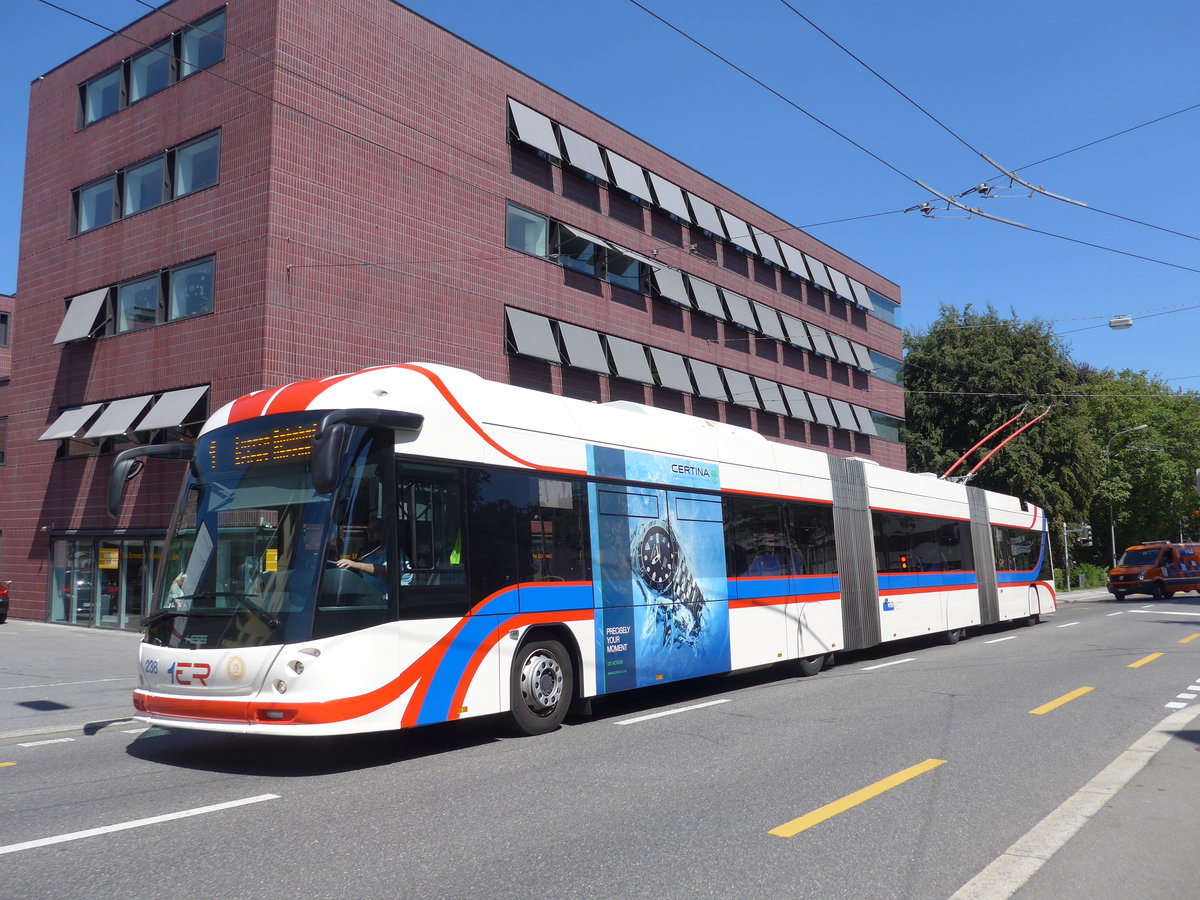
[0,582,9,624]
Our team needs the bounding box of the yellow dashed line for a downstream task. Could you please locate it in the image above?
[1180,634,1200,644]
[1128,652,1163,669]
[770,758,947,838]
[1030,686,1094,715]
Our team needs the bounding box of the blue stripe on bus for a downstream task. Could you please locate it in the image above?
[729,575,840,600]
[416,582,595,725]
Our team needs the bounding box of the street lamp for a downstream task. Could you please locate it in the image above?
[1107,424,1149,567]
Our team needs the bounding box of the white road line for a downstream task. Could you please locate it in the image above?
[17,738,75,748]
[1166,702,1188,709]
[985,637,1017,644]
[861,657,917,671]
[0,794,280,856]
[0,678,128,692]
[1106,612,1124,617]
[615,699,731,725]
[1129,609,1200,617]
[1056,622,1080,628]
[1142,604,1155,608]
[1177,693,1196,700]
[952,704,1200,899]
[1189,685,1200,691]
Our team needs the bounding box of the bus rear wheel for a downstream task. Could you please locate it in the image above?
[797,653,827,677]
[509,638,573,736]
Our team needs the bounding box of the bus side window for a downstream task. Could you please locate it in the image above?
[396,463,469,619]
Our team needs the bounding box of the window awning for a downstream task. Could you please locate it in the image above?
[606,336,654,384]
[686,193,727,237]
[647,172,693,222]
[853,405,880,436]
[649,347,694,393]
[39,403,103,441]
[507,98,560,158]
[719,210,759,256]
[828,267,854,302]
[848,278,875,311]
[558,125,608,181]
[721,290,758,331]
[722,368,760,408]
[54,288,109,344]
[558,322,610,374]
[505,308,561,363]
[752,302,787,341]
[558,223,612,250]
[137,385,210,432]
[778,242,811,279]
[850,341,874,371]
[829,333,858,367]
[807,393,839,428]
[805,255,836,294]
[687,277,726,319]
[806,324,836,360]
[750,226,787,268]
[82,394,154,440]
[780,385,813,421]
[754,377,788,416]
[651,267,691,307]
[604,150,650,199]
[779,313,813,351]
[829,398,859,432]
[688,359,728,401]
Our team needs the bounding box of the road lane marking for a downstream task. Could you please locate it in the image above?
[1128,653,1163,669]
[1030,687,1093,715]
[0,762,14,768]
[614,699,730,725]
[861,657,917,671]
[0,794,281,856]
[769,758,946,838]
[1129,610,1200,617]
[1189,685,1200,691]
[953,704,1200,899]
[1056,622,1080,628]
[1106,612,1124,617]
[1166,702,1188,709]
[1177,693,1196,700]
[985,637,1017,644]
[0,678,128,692]
[17,738,75,748]
[1181,634,1200,643]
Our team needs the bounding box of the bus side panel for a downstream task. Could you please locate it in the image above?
[728,576,789,670]
[792,587,843,658]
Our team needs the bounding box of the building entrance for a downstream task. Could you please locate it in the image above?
[49,535,164,629]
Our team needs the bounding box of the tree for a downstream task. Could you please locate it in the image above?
[904,304,1099,525]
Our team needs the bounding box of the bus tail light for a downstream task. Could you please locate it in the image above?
[256,708,298,722]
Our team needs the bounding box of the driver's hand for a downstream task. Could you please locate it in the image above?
[335,557,356,571]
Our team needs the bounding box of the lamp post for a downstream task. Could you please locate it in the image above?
[1107,424,1148,567]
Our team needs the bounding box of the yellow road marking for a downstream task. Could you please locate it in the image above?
[769,758,946,838]
[1030,686,1094,715]
[0,762,14,768]
[1180,634,1200,644]
[1128,652,1163,668]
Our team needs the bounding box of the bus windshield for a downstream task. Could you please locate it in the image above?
[145,411,390,648]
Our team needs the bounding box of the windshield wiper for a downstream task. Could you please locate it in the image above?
[142,592,281,630]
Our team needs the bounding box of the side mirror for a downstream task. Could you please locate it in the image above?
[108,443,194,518]
[311,409,423,495]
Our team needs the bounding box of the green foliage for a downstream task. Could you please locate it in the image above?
[1054,563,1109,592]
[904,305,1200,563]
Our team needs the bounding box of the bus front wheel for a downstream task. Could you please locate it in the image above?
[509,638,573,736]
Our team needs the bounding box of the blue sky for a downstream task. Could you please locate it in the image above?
[5,0,1200,386]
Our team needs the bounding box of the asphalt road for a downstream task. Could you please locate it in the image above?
[2,593,1198,899]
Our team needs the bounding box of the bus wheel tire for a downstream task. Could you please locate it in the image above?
[509,639,573,736]
[1151,582,1167,601]
[797,653,826,677]
[944,627,964,644]
[1025,614,1040,626]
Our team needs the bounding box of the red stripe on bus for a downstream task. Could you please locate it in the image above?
[729,592,838,609]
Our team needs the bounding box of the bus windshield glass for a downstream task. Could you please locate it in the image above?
[146,411,386,648]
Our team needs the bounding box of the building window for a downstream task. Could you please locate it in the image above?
[180,11,227,78]
[555,225,601,278]
[78,9,226,127]
[869,350,903,385]
[168,258,214,320]
[116,276,161,334]
[71,131,220,235]
[174,133,221,197]
[871,412,904,443]
[122,156,166,216]
[0,312,9,348]
[606,250,644,293]
[866,289,900,327]
[129,40,174,104]
[505,204,548,257]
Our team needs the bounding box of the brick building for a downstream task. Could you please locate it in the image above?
[6,0,904,627]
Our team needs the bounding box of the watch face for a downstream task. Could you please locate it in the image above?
[636,525,677,591]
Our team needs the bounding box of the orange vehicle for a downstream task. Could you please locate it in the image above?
[1107,541,1200,600]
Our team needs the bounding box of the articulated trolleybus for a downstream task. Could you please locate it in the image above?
[111,363,1054,737]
